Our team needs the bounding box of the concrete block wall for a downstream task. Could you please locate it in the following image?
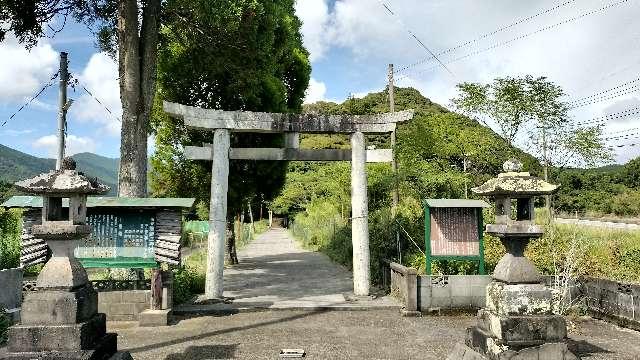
[581,276,640,331]
[98,290,151,321]
[418,275,491,311]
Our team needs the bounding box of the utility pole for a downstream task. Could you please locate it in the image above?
[542,126,551,215]
[388,64,399,215]
[389,64,401,264]
[56,52,68,170]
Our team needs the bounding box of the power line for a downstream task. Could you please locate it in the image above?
[2,71,60,126]
[397,0,630,81]
[567,77,640,105]
[568,84,640,109]
[603,125,640,136]
[571,106,640,127]
[397,0,579,73]
[69,75,121,123]
[377,0,455,77]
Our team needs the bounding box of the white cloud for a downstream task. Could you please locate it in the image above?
[0,35,58,103]
[295,0,331,61]
[33,134,97,157]
[304,77,328,103]
[69,52,121,136]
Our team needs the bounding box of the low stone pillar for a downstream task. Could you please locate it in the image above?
[350,131,370,296]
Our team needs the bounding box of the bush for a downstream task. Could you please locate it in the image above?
[0,208,21,270]
[172,266,205,305]
[0,308,9,345]
[610,191,640,216]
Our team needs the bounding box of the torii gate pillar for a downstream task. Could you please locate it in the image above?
[163,101,414,299]
[206,128,230,298]
[351,131,370,295]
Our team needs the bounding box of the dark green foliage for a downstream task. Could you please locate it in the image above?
[0,208,21,270]
[172,266,205,305]
[282,87,540,281]
[150,0,311,218]
[0,307,9,345]
[0,144,118,196]
[552,159,640,216]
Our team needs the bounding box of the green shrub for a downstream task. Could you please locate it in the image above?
[610,191,640,216]
[0,208,21,270]
[172,266,205,305]
[0,308,9,345]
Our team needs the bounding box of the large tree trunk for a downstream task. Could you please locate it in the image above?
[117,0,160,197]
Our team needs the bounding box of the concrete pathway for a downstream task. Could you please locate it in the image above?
[110,311,640,359]
[176,228,398,312]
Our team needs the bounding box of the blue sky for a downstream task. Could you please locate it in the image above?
[1,0,639,164]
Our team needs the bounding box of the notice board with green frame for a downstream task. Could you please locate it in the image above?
[424,199,490,275]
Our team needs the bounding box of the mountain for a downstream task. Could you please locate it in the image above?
[0,144,118,196]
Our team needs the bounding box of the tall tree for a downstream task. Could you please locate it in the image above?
[452,75,612,171]
[150,0,311,262]
[0,0,161,197]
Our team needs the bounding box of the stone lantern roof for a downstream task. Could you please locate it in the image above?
[472,159,558,197]
[14,157,110,195]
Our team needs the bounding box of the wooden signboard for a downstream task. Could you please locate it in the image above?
[424,199,489,275]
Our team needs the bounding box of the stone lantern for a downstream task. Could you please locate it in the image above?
[2,158,130,360]
[448,159,578,360]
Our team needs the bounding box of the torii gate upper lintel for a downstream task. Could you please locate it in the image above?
[163,101,415,298]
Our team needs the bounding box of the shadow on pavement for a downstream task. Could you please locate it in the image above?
[126,309,328,354]
[568,339,613,357]
[165,344,239,360]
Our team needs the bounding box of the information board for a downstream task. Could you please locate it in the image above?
[430,208,479,256]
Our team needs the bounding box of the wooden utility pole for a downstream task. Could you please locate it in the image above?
[542,127,552,215]
[56,52,68,170]
[389,64,401,264]
[388,64,399,215]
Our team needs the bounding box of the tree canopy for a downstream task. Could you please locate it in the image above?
[150,0,311,219]
[452,75,612,169]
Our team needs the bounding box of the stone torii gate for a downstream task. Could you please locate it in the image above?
[164,101,414,298]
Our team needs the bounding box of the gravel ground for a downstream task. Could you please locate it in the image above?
[109,310,640,360]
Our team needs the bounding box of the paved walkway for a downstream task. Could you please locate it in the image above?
[176,228,397,312]
[110,311,640,359]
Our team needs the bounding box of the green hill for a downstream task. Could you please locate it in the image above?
[0,144,118,196]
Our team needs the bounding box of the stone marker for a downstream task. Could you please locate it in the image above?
[447,159,579,360]
[1,157,131,360]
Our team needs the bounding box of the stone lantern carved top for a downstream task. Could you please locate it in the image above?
[472,160,558,197]
[14,157,110,195]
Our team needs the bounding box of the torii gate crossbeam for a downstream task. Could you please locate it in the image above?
[164,101,414,298]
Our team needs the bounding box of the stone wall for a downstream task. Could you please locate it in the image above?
[418,275,491,311]
[581,277,640,331]
[0,268,23,322]
[98,290,151,321]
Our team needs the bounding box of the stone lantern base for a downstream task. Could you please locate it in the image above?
[447,281,579,360]
[1,283,129,360]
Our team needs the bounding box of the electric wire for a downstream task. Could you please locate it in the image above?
[378,0,455,77]
[396,0,630,81]
[397,0,579,73]
[2,71,60,126]
[69,74,121,123]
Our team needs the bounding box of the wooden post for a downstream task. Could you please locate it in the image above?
[150,269,162,310]
[205,128,230,299]
[351,131,370,296]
